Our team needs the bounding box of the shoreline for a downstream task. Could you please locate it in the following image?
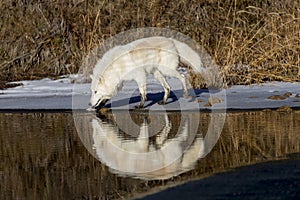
[0,106,300,113]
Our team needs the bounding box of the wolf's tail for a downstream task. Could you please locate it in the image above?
[171,38,223,88]
[171,38,204,74]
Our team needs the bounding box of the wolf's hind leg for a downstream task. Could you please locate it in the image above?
[158,66,189,98]
[173,72,189,98]
[154,70,170,104]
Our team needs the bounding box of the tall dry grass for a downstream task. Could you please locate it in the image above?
[0,0,299,86]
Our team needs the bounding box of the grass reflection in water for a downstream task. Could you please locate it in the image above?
[0,110,299,199]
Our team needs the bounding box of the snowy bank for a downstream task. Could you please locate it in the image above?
[0,75,299,110]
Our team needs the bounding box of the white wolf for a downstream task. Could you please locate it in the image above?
[90,36,209,109]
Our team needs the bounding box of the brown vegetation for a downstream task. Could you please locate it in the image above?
[0,0,299,86]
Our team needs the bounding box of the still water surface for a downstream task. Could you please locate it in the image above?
[0,110,299,199]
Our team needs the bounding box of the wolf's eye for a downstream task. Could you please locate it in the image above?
[94,91,97,94]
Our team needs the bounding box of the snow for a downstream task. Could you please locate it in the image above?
[0,75,88,110]
[0,74,299,110]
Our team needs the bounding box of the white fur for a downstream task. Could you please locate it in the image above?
[90,36,206,108]
[92,114,204,179]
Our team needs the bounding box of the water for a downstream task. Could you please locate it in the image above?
[0,110,299,199]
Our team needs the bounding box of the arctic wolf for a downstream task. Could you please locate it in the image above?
[90,36,207,109]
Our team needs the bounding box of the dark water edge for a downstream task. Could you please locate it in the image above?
[139,158,300,200]
[0,110,299,199]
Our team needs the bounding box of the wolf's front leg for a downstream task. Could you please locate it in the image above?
[137,83,147,108]
[133,71,147,108]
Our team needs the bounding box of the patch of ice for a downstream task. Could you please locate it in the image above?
[0,75,299,110]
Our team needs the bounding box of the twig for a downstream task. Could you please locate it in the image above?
[0,53,31,70]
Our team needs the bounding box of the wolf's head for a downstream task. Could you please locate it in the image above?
[89,75,111,109]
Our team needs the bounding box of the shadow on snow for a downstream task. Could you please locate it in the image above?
[104,88,210,108]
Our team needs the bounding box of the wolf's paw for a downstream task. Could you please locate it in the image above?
[157,100,166,105]
[134,104,144,109]
[86,107,96,112]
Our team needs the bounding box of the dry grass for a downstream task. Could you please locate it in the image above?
[0,0,299,86]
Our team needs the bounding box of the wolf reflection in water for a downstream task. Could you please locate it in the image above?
[92,113,203,179]
[73,111,224,180]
